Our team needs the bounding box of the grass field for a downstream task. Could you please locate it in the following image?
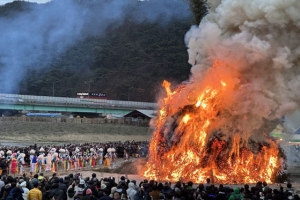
[0,121,152,144]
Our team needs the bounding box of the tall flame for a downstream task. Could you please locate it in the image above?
[144,60,282,184]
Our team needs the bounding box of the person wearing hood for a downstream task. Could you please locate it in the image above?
[228,188,243,200]
[20,181,29,200]
[126,182,137,200]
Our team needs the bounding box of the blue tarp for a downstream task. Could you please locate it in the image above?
[26,113,62,117]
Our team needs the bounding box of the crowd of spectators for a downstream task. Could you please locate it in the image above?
[0,172,298,200]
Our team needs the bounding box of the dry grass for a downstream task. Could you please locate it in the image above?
[0,121,152,143]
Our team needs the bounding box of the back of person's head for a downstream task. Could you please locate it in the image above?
[7,176,14,183]
[187,181,193,187]
[98,191,104,198]
[33,182,39,188]
[206,178,210,184]
[152,185,157,191]
[198,183,204,190]
[33,174,38,179]
[53,177,59,184]
[45,184,51,191]
[92,173,96,178]
[219,184,223,189]
[244,184,249,190]
[256,181,262,187]
[144,179,148,184]
[103,188,110,196]
[263,181,267,187]
[11,182,16,188]
[240,187,245,193]
[149,180,155,186]
[287,183,292,188]
[48,193,54,199]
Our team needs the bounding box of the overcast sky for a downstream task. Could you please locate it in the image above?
[0,0,49,5]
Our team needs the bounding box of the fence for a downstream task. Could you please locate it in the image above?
[0,116,150,127]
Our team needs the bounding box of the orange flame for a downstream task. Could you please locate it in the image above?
[144,60,281,184]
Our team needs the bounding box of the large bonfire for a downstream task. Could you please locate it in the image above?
[144,0,300,183]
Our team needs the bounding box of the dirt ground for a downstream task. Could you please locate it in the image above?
[0,121,152,144]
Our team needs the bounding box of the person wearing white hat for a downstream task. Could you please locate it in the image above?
[98,148,104,165]
[6,150,12,174]
[18,153,25,175]
[104,148,111,167]
[90,148,96,168]
[46,153,52,172]
[51,152,59,172]
[110,148,116,168]
[71,152,78,171]
[36,155,44,173]
[124,149,129,162]
[30,153,37,174]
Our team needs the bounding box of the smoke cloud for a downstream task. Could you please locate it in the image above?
[0,0,190,93]
[181,0,300,139]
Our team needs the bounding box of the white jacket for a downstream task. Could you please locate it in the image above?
[20,182,29,200]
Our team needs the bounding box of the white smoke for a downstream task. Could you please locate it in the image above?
[183,0,300,132]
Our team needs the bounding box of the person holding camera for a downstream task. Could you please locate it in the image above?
[67,181,78,200]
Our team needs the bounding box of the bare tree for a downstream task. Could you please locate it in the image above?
[185,0,208,25]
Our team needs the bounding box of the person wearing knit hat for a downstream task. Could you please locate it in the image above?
[86,188,92,195]
[101,184,107,190]
[82,188,95,200]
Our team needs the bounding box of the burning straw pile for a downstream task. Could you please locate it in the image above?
[144,0,300,183]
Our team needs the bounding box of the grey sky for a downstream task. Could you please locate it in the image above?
[0,0,49,5]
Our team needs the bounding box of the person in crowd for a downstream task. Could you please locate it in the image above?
[127,182,137,200]
[228,188,243,200]
[83,188,96,200]
[149,184,160,200]
[27,182,42,200]
[100,188,113,200]
[42,184,52,200]
[20,180,29,200]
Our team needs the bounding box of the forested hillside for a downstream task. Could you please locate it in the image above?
[0,0,206,102]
